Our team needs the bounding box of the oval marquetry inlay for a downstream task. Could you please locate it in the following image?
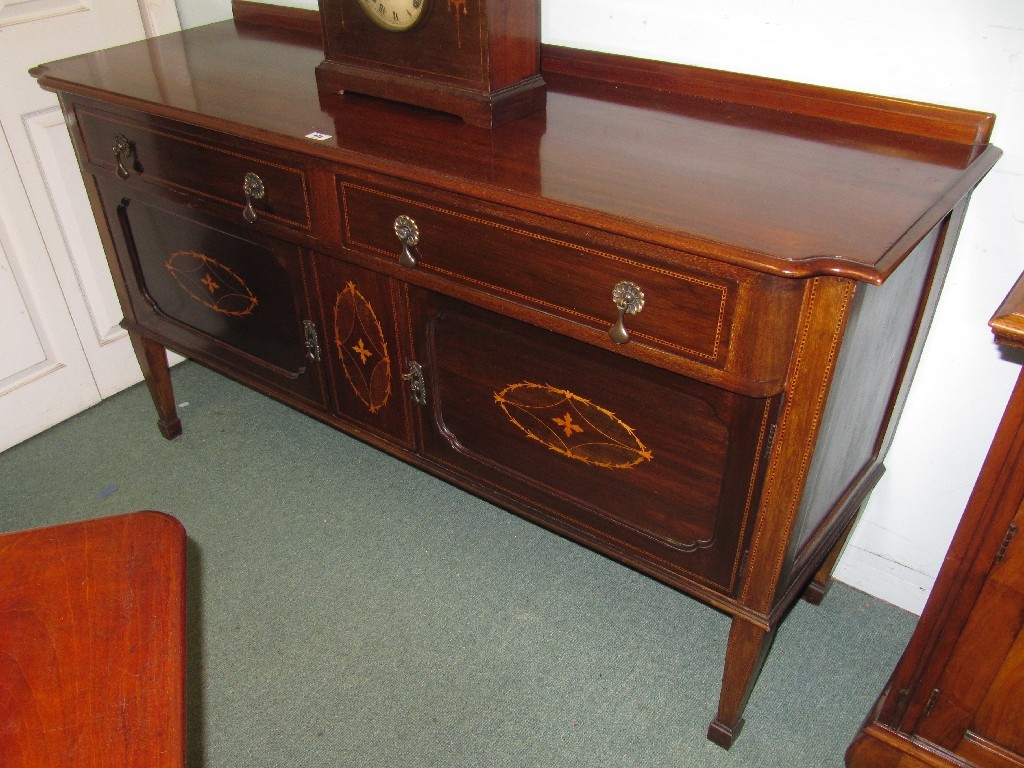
[494,382,652,470]
[165,251,258,317]
[334,281,391,413]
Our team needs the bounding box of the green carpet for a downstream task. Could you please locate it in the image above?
[0,362,915,767]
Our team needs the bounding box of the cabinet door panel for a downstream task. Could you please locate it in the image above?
[411,290,773,594]
[969,626,1024,758]
[954,507,1024,762]
[314,255,414,447]
[97,181,325,406]
[918,499,1024,761]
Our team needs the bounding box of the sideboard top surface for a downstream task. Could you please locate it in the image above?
[32,16,1000,283]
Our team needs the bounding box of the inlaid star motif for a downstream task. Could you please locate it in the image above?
[351,338,373,364]
[553,412,583,438]
[201,273,220,293]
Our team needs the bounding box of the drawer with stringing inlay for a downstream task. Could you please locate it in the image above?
[76,106,313,236]
[337,170,804,397]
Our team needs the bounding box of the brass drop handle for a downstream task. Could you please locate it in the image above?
[242,172,265,223]
[394,215,419,268]
[112,134,133,179]
[609,281,645,344]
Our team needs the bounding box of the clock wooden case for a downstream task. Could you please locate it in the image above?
[316,0,546,127]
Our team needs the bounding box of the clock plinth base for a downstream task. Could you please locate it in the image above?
[315,60,546,128]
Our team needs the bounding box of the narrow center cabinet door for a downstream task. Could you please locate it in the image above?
[94,180,326,407]
[407,287,777,595]
[313,254,416,448]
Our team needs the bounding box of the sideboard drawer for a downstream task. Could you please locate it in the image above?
[338,173,804,395]
[77,107,312,234]
[342,177,732,362]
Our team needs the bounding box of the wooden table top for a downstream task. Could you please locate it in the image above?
[0,511,186,768]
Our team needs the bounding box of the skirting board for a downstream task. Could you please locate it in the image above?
[834,545,935,615]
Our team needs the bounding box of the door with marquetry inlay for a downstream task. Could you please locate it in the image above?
[408,288,777,595]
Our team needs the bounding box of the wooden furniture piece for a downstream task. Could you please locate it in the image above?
[0,511,187,767]
[316,0,547,127]
[846,276,1024,768]
[31,1,1000,747]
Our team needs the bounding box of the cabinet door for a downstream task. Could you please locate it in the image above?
[408,289,775,594]
[96,181,325,407]
[917,500,1024,766]
[313,255,414,448]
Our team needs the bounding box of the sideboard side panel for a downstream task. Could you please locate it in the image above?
[780,219,949,594]
[781,201,972,604]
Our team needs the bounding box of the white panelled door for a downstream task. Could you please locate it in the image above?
[0,0,180,452]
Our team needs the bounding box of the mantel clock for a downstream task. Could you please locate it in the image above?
[316,0,546,127]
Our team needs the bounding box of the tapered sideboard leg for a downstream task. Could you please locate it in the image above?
[129,330,182,440]
[707,617,777,749]
[803,515,859,605]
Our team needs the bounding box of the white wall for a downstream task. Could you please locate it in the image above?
[172,0,229,28]
[177,0,1024,614]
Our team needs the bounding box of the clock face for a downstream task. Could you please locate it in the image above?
[355,0,429,32]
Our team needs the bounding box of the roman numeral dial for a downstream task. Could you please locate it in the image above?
[355,0,428,31]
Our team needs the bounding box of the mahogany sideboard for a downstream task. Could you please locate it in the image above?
[31,1,1001,748]
[846,276,1024,768]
